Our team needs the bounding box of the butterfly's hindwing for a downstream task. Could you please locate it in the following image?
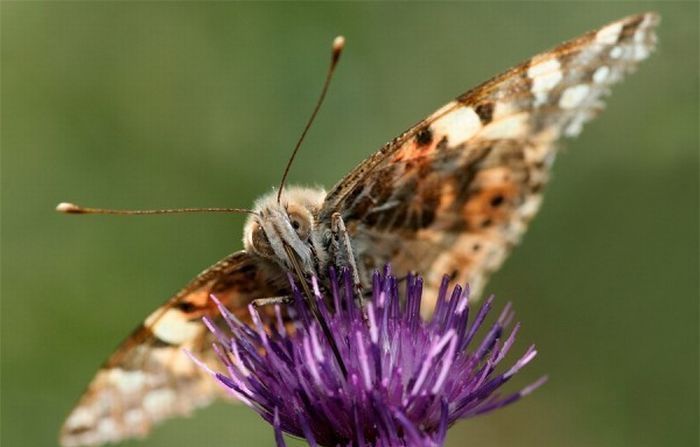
[60,252,285,447]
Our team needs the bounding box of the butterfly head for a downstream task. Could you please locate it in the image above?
[243,186,327,275]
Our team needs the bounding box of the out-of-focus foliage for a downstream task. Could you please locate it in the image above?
[2,3,697,447]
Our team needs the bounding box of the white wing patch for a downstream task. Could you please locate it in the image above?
[432,105,483,145]
[146,308,202,345]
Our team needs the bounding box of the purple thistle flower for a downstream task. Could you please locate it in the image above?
[189,267,546,447]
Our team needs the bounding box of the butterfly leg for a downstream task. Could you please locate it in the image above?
[330,212,364,304]
[251,295,292,308]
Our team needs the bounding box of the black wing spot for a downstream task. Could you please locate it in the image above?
[415,127,433,146]
[490,194,505,207]
[176,301,197,313]
[475,102,494,124]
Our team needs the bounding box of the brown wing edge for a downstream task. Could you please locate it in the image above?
[319,12,659,217]
[59,251,284,447]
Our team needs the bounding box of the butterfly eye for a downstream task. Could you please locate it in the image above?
[251,224,275,258]
[288,211,310,241]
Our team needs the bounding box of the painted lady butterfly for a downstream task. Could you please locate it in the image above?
[60,12,658,446]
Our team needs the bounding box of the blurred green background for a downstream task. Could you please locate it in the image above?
[2,2,697,447]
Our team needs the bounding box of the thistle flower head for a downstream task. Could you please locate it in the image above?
[191,267,545,446]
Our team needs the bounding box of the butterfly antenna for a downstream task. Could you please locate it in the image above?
[56,202,256,216]
[276,35,345,203]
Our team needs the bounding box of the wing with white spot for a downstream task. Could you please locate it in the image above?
[60,251,285,446]
[319,12,658,312]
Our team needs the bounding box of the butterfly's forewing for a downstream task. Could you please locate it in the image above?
[60,251,285,447]
[319,12,659,312]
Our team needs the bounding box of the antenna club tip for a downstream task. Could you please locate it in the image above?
[331,36,345,61]
[333,35,346,51]
[56,202,83,214]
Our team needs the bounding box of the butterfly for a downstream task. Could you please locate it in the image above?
[59,12,658,446]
